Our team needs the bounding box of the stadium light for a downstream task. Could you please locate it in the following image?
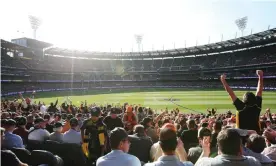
[235,16,248,37]
[134,34,143,52]
[29,15,42,39]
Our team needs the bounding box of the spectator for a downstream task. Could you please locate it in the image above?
[195,129,261,166]
[25,114,34,130]
[62,114,73,133]
[47,99,58,113]
[44,114,54,133]
[145,127,193,166]
[262,128,276,161]
[122,106,137,133]
[245,134,273,165]
[50,113,62,125]
[49,122,64,143]
[181,119,198,152]
[210,121,222,148]
[128,124,153,163]
[76,113,83,129]
[96,127,140,166]
[220,70,263,133]
[142,117,159,143]
[13,116,29,145]
[63,118,82,144]
[1,127,28,166]
[2,119,24,149]
[187,147,202,164]
[103,108,124,131]
[28,117,50,142]
[150,123,187,162]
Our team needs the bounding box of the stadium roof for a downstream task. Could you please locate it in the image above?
[6,28,276,59]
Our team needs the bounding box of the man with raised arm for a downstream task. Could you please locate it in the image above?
[220,70,263,133]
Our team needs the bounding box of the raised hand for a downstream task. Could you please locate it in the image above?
[256,70,263,77]
[220,74,226,81]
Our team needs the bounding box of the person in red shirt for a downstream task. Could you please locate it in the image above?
[13,116,28,145]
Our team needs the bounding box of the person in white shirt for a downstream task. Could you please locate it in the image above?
[28,117,50,142]
[63,118,82,144]
[96,127,141,166]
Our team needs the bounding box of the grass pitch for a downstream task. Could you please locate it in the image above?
[31,89,276,114]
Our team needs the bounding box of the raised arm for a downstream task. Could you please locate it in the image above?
[220,74,237,102]
[256,70,263,97]
[54,99,58,107]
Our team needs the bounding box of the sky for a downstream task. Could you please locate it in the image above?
[0,0,276,52]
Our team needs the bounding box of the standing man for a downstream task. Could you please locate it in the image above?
[220,70,263,133]
[81,107,106,164]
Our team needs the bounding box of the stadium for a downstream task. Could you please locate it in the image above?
[1,28,276,113]
[1,1,276,166]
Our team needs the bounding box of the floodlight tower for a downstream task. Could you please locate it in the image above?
[29,15,42,39]
[135,35,143,52]
[235,16,248,37]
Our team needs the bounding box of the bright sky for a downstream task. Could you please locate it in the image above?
[0,0,276,52]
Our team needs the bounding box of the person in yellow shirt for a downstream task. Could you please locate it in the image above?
[81,107,106,164]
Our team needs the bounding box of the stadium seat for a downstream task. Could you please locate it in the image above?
[31,150,63,166]
[10,148,32,165]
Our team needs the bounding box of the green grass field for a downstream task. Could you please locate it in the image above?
[30,89,276,114]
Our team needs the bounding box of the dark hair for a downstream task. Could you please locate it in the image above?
[187,119,196,129]
[217,129,241,155]
[187,147,202,164]
[201,122,208,128]
[54,113,61,119]
[159,128,177,152]
[214,121,222,131]
[243,92,257,106]
[17,116,27,126]
[133,125,145,135]
[247,134,266,153]
[109,127,128,149]
[44,114,51,120]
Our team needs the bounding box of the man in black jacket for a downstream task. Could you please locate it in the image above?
[47,99,59,113]
[128,125,153,163]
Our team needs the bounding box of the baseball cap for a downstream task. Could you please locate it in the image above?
[90,107,101,117]
[53,122,64,128]
[198,127,211,138]
[70,118,79,127]
[34,117,46,124]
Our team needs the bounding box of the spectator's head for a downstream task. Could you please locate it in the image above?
[76,113,82,120]
[126,106,133,115]
[246,134,266,153]
[133,124,145,136]
[34,117,46,128]
[70,118,79,129]
[27,114,34,123]
[5,119,17,132]
[142,117,153,128]
[187,119,196,130]
[109,127,130,152]
[90,107,101,120]
[16,116,27,127]
[198,127,211,145]
[43,114,51,122]
[110,108,118,119]
[50,102,54,107]
[217,129,242,156]
[54,113,61,122]
[159,127,178,155]
[243,92,257,106]
[187,147,203,164]
[1,119,8,130]
[66,114,74,122]
[53,122,63,133]
[201,122,208,128]
[213,121,222,133]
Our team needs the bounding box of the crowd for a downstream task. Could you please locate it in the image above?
[1,71,276,166]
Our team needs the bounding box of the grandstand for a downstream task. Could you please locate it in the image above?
[1,28,276,96]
